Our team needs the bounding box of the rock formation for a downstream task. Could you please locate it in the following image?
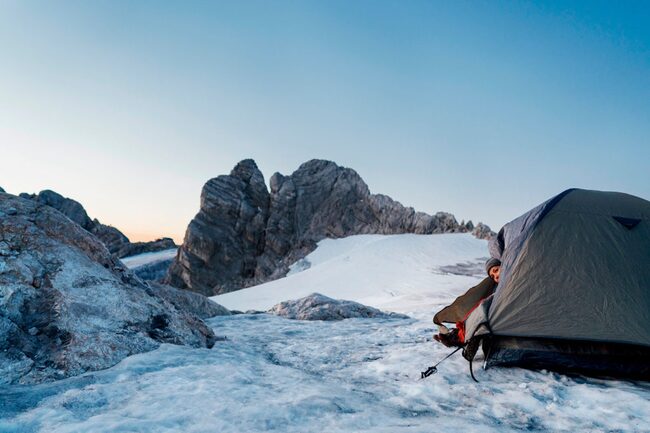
[168,159,492,296]
[268,293,409,321]
[131,257,176,282]
[0,192,217,385]
[19,190,176,258]
[472,222,496,240]
[167,159,270,295]
[149,283,231,319]
[116,237,176,259]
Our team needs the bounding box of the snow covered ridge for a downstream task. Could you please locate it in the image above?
[119,248,178,282]
[120,248,178,269]
[214,233,490,314]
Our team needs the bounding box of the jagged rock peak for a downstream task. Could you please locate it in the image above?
[167,160,271,296]
[168,159,492,296]
[230,158,263,183]
[472,222,496,240]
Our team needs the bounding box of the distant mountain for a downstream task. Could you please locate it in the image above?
[18,189,176,258]
[167,159,494,296]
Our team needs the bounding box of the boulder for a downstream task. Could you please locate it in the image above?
[268,293,409,321]
[0,192,216,385]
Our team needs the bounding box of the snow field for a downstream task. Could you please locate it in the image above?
[120,248,178,269]
[2,233,649,432]
[214,233,490,314]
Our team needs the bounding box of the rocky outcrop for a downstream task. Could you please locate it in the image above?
[0,192,216,385]
[0,186,5,193]
[19,190,176,258]
[149,283,231,319]
[168,159,494,296]
[268,293,409,321]
[167,159,270,295]
[131,258,175,282]
[472,222,496,240]
[117,237,177,259]
[19,190,94,231]
[91,220,131,253]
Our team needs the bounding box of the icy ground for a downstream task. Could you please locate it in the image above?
[2,234,649,432]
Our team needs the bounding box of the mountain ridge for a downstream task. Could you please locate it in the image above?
[168,159,495,296]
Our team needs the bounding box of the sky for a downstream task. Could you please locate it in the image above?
[1,1,649,243]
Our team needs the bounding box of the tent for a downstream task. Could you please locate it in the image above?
[462,188,650,379]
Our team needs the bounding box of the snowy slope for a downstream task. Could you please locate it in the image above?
[214,233,489,314]
[3,234,649,433]
[120,248,178,269]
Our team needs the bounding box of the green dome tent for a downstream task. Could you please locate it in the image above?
[464,188,650,379]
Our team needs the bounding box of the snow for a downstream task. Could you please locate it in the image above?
[119,248,177,269]
[2,233,649,432]
[214,233,489,313]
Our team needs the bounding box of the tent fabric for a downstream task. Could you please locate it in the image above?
[465,188,650,376]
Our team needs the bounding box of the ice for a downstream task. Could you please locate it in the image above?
[2,313,649,432]
[2,233,649,432]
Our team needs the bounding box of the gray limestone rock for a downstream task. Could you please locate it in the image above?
[472,222,496,240]
[131,258,175,282]
[0,193,216,385]
[148,283,231,319]
[21,190,94,230]
[115,237,177,259]
[168,159,491,296]
[19,190,175,258]
[167,159,270,296]
[268,293,409,321]
[90,220,131,254]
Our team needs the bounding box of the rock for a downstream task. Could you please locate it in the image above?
[167,159,270,296]
[131,257,175,282]
[168,159,492,296]
[0,187,5,193]
[21,190,94,230]
[148,283,231,319]
[90,220,131,254]
[19,190,176,258]
[472,222,496,240]
[0,193,216,385]
[268,293,409,321]
[116,237,177,259]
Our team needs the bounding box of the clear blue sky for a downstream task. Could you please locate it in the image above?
[1,1,649,242]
